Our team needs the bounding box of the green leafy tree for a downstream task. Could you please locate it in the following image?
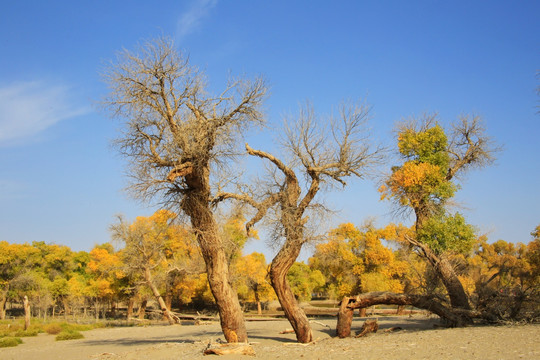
[380,115,497,312]
[232,252,275,314]
[287,262,325,302]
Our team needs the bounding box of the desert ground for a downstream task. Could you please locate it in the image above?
[1,315,539,360]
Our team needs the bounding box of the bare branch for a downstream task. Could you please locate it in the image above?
[447,115,501,180]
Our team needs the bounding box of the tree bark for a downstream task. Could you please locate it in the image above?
[138,299,147,320]
[62,298,70,319]
[416,239,472,311]
[336,292,471,338]
[23,296,31,331]
[336,296,354,338]
[413,214,472,312]
[144,267,177,325]
[0,291,6,320]
[269,238,313,343]
[182,173,247,343]
[127,296,135,320]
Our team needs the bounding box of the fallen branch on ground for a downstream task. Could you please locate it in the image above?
[355,319,379,338]
[203,343,255,356]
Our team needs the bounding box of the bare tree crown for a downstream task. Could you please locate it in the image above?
[103,37,267,205]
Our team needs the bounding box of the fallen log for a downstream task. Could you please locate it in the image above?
[336,292,472,338]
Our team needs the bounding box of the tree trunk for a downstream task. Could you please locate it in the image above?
[138,299,147,320]
[182,175,247,343]
[269,238,313,343]
[254,290,262,315]
[336,292,472,337]
[63,298,70,319]
[127,296,135,320]
[144,267,177,325]
[23,296,31,331]
[336,296,354,338]
[414,212,472,312]
[435,257,471,310]
[0,287,7,320]
[396,304,406,315]
[94,301,100,321]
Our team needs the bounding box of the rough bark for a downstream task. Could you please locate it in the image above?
[269,236,313,343]
[408,234,472,312]
[138,299,147,320]
[23,295,31,330]
[355,319,379,337]
[182,173,247,343]
[336,292,472,338]
[0,287,8,320]
[127,297,135,320]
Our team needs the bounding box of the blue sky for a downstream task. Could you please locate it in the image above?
[0,1,538,258]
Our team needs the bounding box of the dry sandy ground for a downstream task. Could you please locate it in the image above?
[2,316,539,360]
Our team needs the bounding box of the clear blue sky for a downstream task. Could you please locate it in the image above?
[1,1,538,257]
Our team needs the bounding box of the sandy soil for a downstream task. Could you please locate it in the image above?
[2,316,539,360]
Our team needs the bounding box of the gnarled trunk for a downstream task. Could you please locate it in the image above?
[182,173,247,343]
[336,292,473,338]
[269,237,312,343]
[414,211,471,312]
[138,299,147,320]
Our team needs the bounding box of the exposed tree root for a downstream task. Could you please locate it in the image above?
[203,343,255,356]
[355,319,379,338]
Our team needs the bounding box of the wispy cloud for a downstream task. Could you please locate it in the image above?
[177,0,218,39]
[0,81,89,146]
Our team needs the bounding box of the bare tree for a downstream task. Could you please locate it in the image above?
[103,38,267,342]
[216,101,383,343]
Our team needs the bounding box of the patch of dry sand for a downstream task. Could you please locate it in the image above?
[1,316,538,360]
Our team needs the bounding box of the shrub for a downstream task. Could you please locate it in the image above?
[0,337,23,348]
[13,328,40,337]
[56,330,84,341]
[44,323,63,335]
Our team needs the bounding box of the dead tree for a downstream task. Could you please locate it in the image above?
[216,102,382,343]
[103,37,267,342]
[336,291,481,338]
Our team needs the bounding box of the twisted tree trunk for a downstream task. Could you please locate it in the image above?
[269,236,313,343]
[183,172,247,343]
[336,292,472,338]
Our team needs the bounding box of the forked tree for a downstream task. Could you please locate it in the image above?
[336,115,500,337]
[216,102,382,343]
[380,114,498,312]
[103,38,266,342]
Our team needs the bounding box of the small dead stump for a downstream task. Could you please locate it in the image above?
[355,319,379,338]
[203,343,255,356]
